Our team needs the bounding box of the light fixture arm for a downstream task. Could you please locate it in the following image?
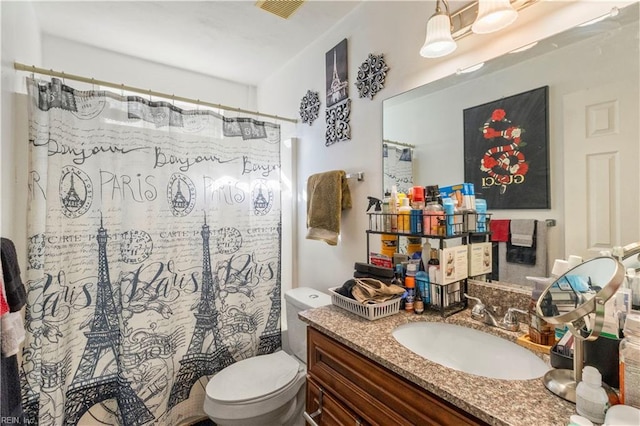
[436,0,451,17]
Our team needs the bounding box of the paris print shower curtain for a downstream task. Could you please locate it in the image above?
[21,78,282,425]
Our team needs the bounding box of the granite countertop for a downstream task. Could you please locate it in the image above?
[300,305,576,426]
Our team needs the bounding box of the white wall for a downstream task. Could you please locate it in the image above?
[1,1,41,262]
[257,0,635,293]
[40,35,257,111]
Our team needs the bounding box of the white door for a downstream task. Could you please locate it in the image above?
[564,80,640,260]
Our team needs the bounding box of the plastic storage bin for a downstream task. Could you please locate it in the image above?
[328,287,401,320]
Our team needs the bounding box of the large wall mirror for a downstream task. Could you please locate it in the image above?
[383,3,639,285]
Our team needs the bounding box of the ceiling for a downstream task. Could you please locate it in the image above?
[30,0,363,87]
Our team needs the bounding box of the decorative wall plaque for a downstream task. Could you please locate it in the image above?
[299,90,320,125]
[463,86,549,208]
[355,53,389,100]
[325,99,351,146]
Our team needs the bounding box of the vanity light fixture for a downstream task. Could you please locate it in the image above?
[420,0,538,59]
[420,0,457,58]
[471,0,519,34]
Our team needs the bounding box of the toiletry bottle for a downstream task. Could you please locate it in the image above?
[410,209,423,234]
[443,198,455,236]
[424,190,444,236]
[576,366,609,423]
[414,295,424,314]
[380,234,397,259]
[390,185,398,232]
[475,199,487,232]
[399,197,411,232]
[393,263,406,310]
[428,249,440,305]
[382,191,391,232]
[619,312,640,408]
[404,276,415,313]
[452,197,464,232]
[410,188,424,234]
[415,270,430,305]
[529,288,555,346]
[411,186,425,210]
[427,249,440,269]
[421,241,431,272]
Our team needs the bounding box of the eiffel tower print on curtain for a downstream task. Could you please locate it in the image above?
[64,218,153,425]
[257,282,281,355]
[167,215,235,409]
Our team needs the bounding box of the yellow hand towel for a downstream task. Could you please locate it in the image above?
[306,170,352,245]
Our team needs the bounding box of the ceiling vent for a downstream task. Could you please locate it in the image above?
[255,0,305,19]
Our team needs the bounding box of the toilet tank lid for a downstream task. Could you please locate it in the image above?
[284,287,331,310]
[206,351,299,403]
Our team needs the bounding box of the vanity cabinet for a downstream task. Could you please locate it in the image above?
[305,327,488,426]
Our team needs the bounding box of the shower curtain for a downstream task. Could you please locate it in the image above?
[21,78,282,425]
[383,143,413,195]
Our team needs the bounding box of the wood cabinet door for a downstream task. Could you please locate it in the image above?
[306,377,363,426]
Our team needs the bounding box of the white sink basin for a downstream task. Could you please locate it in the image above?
[392,322,549,380]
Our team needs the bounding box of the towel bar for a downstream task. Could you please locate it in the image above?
[346,172,364,181]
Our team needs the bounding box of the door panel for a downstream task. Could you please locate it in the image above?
[563,80,639,259]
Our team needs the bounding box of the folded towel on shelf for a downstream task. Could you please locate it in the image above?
[490,219,511,242]
[306,170,352,245]
[510,219,536,247]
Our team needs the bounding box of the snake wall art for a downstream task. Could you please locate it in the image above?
[479,108,529,194]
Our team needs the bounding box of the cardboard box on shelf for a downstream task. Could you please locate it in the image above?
[439,183,476,211]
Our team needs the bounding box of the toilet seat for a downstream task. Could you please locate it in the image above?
[204,350,307,424]
[206,350,301,404]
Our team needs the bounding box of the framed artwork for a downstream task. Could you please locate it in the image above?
[463,86,550,209]
[325,38,348,108]
[325,38,351,146]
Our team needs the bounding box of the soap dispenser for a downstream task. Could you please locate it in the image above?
[576,366,609,424]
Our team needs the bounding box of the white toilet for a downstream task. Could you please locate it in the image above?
[203,287,331,426]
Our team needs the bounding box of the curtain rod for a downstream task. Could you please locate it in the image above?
[14,62,298,124]
[383,139,416,149]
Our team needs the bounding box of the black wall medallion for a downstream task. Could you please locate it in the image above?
[299,90,320,125]
[325,99,351,146]
[355,53,389,100]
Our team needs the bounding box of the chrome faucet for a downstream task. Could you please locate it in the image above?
[463,294,528,332]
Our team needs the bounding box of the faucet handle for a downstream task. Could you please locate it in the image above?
[463,293,483,305]
[464,294,486,319]
[503,308,529,329]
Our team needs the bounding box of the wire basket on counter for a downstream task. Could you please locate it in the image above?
[328,287,401,320]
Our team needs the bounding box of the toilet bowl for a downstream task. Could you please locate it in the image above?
[203,287,331,426]
[203,351,306,425]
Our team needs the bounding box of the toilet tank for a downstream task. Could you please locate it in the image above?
[284,287,331,363]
